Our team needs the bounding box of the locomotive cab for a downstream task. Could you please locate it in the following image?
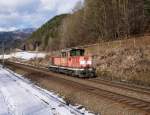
[70,49,92,69]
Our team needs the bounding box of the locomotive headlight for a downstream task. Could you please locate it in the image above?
[80,60,92,65]
[87,60,92,65]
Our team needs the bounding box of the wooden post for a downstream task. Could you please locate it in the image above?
[133,37,136,48]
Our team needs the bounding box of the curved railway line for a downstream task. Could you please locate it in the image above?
[4,61,150,113]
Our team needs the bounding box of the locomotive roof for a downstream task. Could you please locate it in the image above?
[61,48,84,52]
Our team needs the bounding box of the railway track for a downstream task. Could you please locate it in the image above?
[89,78,150,96]
[4,61,150,113]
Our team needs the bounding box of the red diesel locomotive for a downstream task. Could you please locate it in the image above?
[49,48,95,78]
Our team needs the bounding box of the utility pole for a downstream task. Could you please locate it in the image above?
[36,44,39,67]
[2,42,5,68]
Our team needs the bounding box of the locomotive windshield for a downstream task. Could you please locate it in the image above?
[70,49,85,56]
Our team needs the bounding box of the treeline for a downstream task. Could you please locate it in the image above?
[60,0,147,48]
[27,0,150,51]
[26,14,68,51]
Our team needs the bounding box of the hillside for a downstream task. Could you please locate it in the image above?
[86,36,150,86]
[26,14,68,51]
[0,28,35,53]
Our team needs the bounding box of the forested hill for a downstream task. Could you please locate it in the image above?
[26,0,150,51]
[26,14,68,51]
[0,28,35,53]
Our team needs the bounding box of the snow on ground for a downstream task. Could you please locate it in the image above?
[0,51,46,60]
[0,67,94,115]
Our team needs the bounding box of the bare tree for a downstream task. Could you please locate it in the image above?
[58,0,145,49]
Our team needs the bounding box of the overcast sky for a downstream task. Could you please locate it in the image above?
[0,0,82,31]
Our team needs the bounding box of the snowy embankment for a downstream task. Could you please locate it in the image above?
[0,67,93,115]
[0,51,46,60]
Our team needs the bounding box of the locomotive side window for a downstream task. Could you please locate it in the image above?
[70,49,85,56]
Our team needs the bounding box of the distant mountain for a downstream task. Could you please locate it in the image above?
[26,14,68,51]
[0,28,36,53]
[14,28,36,34]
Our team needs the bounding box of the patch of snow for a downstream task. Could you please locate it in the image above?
[0,91,11,115]
[0,67,94,115]
[0,51,46,60]
[12,51,46,60]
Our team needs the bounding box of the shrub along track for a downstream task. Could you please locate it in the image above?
[4,61,150,115]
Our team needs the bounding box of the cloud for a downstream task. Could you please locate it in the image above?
[40,0,83,14]
[0,27,17,32]
[0,0,82,31]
